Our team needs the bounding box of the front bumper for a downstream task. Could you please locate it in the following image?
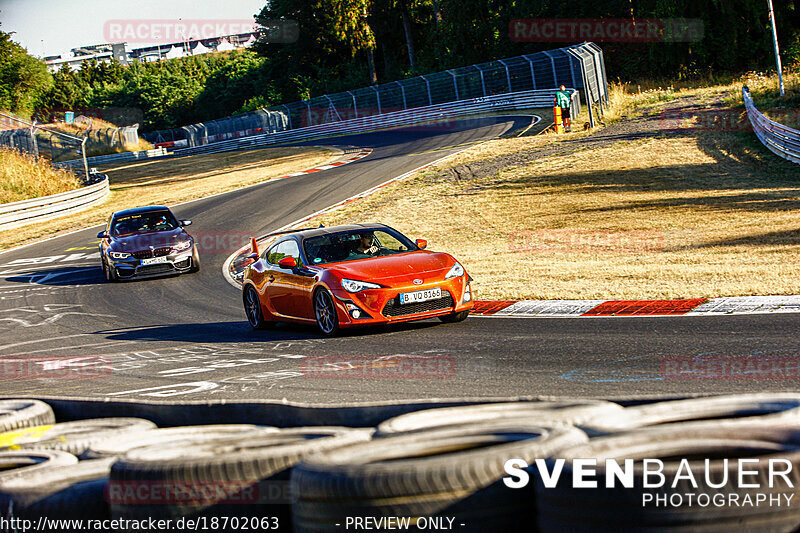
[330,275,474,328]
[108,251,195,279]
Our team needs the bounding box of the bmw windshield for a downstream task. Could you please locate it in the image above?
[111,211,180,236]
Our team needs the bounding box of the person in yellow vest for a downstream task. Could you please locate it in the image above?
[554,85,572,132]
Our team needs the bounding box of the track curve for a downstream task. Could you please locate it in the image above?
[0,116,798,403]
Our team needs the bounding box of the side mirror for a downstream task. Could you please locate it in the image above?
[278,257,297,268]
[180,220,192,226]
[96,231,108,239]
[416,238,428,250]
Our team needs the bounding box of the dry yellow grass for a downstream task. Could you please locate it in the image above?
[316,116,800,300]
[0,147,82,204]
[0,146,335,250]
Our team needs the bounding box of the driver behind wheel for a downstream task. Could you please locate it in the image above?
[354,232,379,256]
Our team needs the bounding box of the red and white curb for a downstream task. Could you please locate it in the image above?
[271,147,372,180]
[472,296,800,317]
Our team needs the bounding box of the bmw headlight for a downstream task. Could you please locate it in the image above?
[341,279,381,293]
[445,262,465,279]
[174,239,192,251]
[109,251,131,259]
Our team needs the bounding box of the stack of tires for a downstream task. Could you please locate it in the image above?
[291,394,800,533]
[0,400,372,532]
[2,394,800,532]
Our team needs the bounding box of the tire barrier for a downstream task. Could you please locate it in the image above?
[84,424,279,458]
[375,399,624,437]
[579,393,800,436]
[291,424,587,533]
[1,396,800,532]
[0,458,114,530]
[0,400,55,433]
[535,424,800,532]
[110,427,373,532]
[0,450,77,482]
[0,418,156,455]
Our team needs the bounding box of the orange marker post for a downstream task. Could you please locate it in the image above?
[553,106,563,134]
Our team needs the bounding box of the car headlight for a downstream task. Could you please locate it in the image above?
[109,251,131,259]
[445,262,465,279]
[341,279,381,293]
[174,239,192,251]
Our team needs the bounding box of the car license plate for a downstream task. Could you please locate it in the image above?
[141,256,169,266]
[400,287,441,304]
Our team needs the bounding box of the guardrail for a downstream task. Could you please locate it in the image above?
[0,175,110,231]
[743,86,800,164]
[173,89,577,157]
[54,147,169,169]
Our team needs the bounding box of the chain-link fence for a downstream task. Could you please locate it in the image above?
[0,111,89,179]
[144,42,607,147]
[271,42,607,130]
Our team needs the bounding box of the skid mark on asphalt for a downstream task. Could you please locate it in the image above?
[0,341,470,399]
[0,305,116,328]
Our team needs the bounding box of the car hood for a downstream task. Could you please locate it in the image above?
[325,251,456,282]
[110,228,188,250]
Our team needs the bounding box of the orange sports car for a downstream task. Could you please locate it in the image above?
[241,223,473,334]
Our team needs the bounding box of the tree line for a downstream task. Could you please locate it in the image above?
[1,0,799,131]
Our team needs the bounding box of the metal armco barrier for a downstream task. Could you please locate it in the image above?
[55,147,169,169]
[0,175,110,231]
[743,86,800,164]
[174,89,577,157]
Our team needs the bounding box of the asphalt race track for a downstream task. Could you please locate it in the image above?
[1,116,798,404]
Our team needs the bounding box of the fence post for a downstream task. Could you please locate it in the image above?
[523,56,537,89]
[420,75,433,105]
[372,86,382,114]
[448,70,459,100]
[474,65,487,96]
[395,81,407,109]
[282,105,293,129]
[81,137,89,182]
[497,59,512,93]
[29,120,39,157]
[347,91,358,118]
[305,100,313,126]
[324,95,341,122]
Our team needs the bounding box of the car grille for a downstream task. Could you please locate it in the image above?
[137,264,174,275]
[382,293,455,317]
[131,247,172,260]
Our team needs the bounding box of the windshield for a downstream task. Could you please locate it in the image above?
[303,229,416,265]
[111,211,180,236]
